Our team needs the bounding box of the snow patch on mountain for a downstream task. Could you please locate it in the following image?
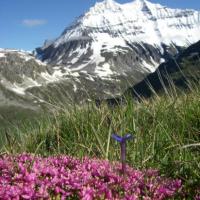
[95,63,113,78]
[0,53,5,58]
[0,77,42,95]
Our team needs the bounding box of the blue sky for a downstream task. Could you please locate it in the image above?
[0,0,200,51]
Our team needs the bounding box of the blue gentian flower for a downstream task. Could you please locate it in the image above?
[112,133,133,143]
[112,133,134,175]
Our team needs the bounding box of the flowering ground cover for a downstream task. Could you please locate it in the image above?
[0,154,183,200]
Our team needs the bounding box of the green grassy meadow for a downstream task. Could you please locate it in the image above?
[0,79,200,198]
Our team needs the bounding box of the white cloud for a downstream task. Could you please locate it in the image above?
[22,19,47,27]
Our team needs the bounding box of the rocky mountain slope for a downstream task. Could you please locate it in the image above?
[127,40,200,99]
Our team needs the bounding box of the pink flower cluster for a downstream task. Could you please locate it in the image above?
[0,154,182,200]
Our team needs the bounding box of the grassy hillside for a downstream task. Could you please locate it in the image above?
[0,78,200,198]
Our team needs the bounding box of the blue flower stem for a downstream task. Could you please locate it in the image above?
[121,141,126,175]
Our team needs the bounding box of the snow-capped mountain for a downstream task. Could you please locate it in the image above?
[1,0,200,112]
[37,0,200,81]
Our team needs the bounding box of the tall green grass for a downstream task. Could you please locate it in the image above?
[0,82,200,197]
[0,58,200,198]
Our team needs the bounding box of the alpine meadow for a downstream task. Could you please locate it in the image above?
[0,0,200,199]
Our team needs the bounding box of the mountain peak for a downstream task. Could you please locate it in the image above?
[90,0,120,13]
[103,0,115,4]
[134,0,146,3]
[39,0,200,66]
[101,0,118,8]
[132,0,149,5]
[131,0,158,9]
[87,0,158,16]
